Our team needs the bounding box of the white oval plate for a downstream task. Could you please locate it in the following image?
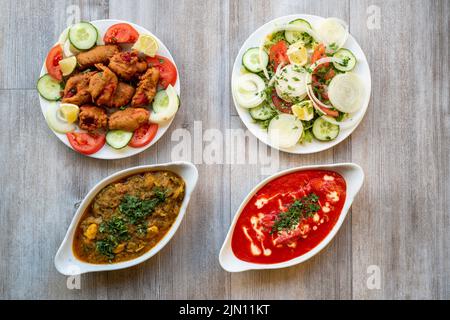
[231,14,371,154]
[55,161,198,275]
[219,163,364,272]
[39,19,180,159]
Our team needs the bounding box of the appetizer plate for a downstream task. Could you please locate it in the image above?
[219,163,364,272]
[54,161,198,275]
[38,19,180,160]
[231,14,371,154]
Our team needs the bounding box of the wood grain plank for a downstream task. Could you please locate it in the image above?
[350,0,450,299]
[107,0,232,299]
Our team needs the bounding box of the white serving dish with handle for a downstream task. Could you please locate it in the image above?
[55,161,198,275]
[219,163,364,272]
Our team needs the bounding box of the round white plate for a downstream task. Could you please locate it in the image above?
[39,19,180,159]
[231,14,371,154]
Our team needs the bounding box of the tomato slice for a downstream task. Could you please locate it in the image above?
[318,105,339,117]
[311,43,327,64]
[269,40,289,71]
[146,55,177,89]
[103,23,139,44]
[45,45,63,81]
[271,91,292,114]
[129,123,158,148]
[66,132,106,155]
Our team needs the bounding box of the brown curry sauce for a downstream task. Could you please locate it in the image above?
[73,170,185,264]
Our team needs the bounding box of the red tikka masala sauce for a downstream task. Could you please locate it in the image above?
[231,170,346,264]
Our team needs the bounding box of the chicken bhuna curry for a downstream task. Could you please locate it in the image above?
[73,171,185,264]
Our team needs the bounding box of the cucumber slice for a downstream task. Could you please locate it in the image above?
[242,47,268,73]
[333,48,356,72]
[150,85,179,124]
[268,114,303,148]
[69,22,98,50]
[312,117,340,141]
[249,103,276,121]
[37,74,62,101]
[285,19,314,45]
[106,130,133,149]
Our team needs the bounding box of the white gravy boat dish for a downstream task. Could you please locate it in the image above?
[55,161,198,275]
[219,163,364,272]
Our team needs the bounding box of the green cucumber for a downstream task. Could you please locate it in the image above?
[37,74,62,101]
[249,103,276,121]
[106,130,133,149]
[285,19,314,45]
[312,117,340,141]
[333,48,357,72]
[242,47,268,73]
[69,22,98,50]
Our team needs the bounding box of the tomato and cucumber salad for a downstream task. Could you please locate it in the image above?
[233,17,364,149]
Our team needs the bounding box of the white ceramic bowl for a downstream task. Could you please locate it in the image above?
[55,161,198,275]
[39,19,180,160]
[219,163,364,272]
[231,14,371,154]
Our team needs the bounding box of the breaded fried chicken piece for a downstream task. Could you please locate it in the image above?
[109,82,135,108]
[109,108,150,131]
[62,71,97,105]
[108,50,148,80]
[78,105,108,132]
[76,45,120,69]
[131,67,160,107]
[88,64,118,106]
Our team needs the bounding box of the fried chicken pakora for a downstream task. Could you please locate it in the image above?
[108,50,148,80]
[78,105,108,132]
[108,108,150,131]
[131,67,160,107]
[88,64,118,106]
[109,82,135,108]
[76,45,120,69]
[62,71,97,105]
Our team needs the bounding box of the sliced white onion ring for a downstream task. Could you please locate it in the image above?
[233,73,266,108]
[317,17,349,49]
[328,73,364,113]
[268,114,303,148]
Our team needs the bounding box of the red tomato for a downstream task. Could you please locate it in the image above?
[311,43,326,64]
[269,40,289,71]
[66,132,106,155]
[146,55,178,89]
[129,123,158,148]
[271,91,292,114]
[103,23,139,44]
[318,105,339,117]
[324,68,335,80]
[45,45,63,81]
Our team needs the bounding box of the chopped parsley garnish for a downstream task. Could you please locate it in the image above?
[270,193,320,234]
[119,187,167,224]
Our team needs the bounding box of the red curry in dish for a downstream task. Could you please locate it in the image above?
[231,170,346,264]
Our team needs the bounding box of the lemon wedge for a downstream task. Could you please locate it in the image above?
[59,56,77,76]
[287,41,308,66]
[59,103,79,124]
[292,100,314,121]
[132,34,159,57]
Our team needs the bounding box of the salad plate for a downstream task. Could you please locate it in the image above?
[38,19,180,159]
[231,14,371,154]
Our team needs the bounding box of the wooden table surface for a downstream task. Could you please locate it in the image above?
[0,0,449,300]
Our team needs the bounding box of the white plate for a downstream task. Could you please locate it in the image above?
[39,19,180,159]
[231,14,371,154]
[219,163,364,272]
[55,161,198,275]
